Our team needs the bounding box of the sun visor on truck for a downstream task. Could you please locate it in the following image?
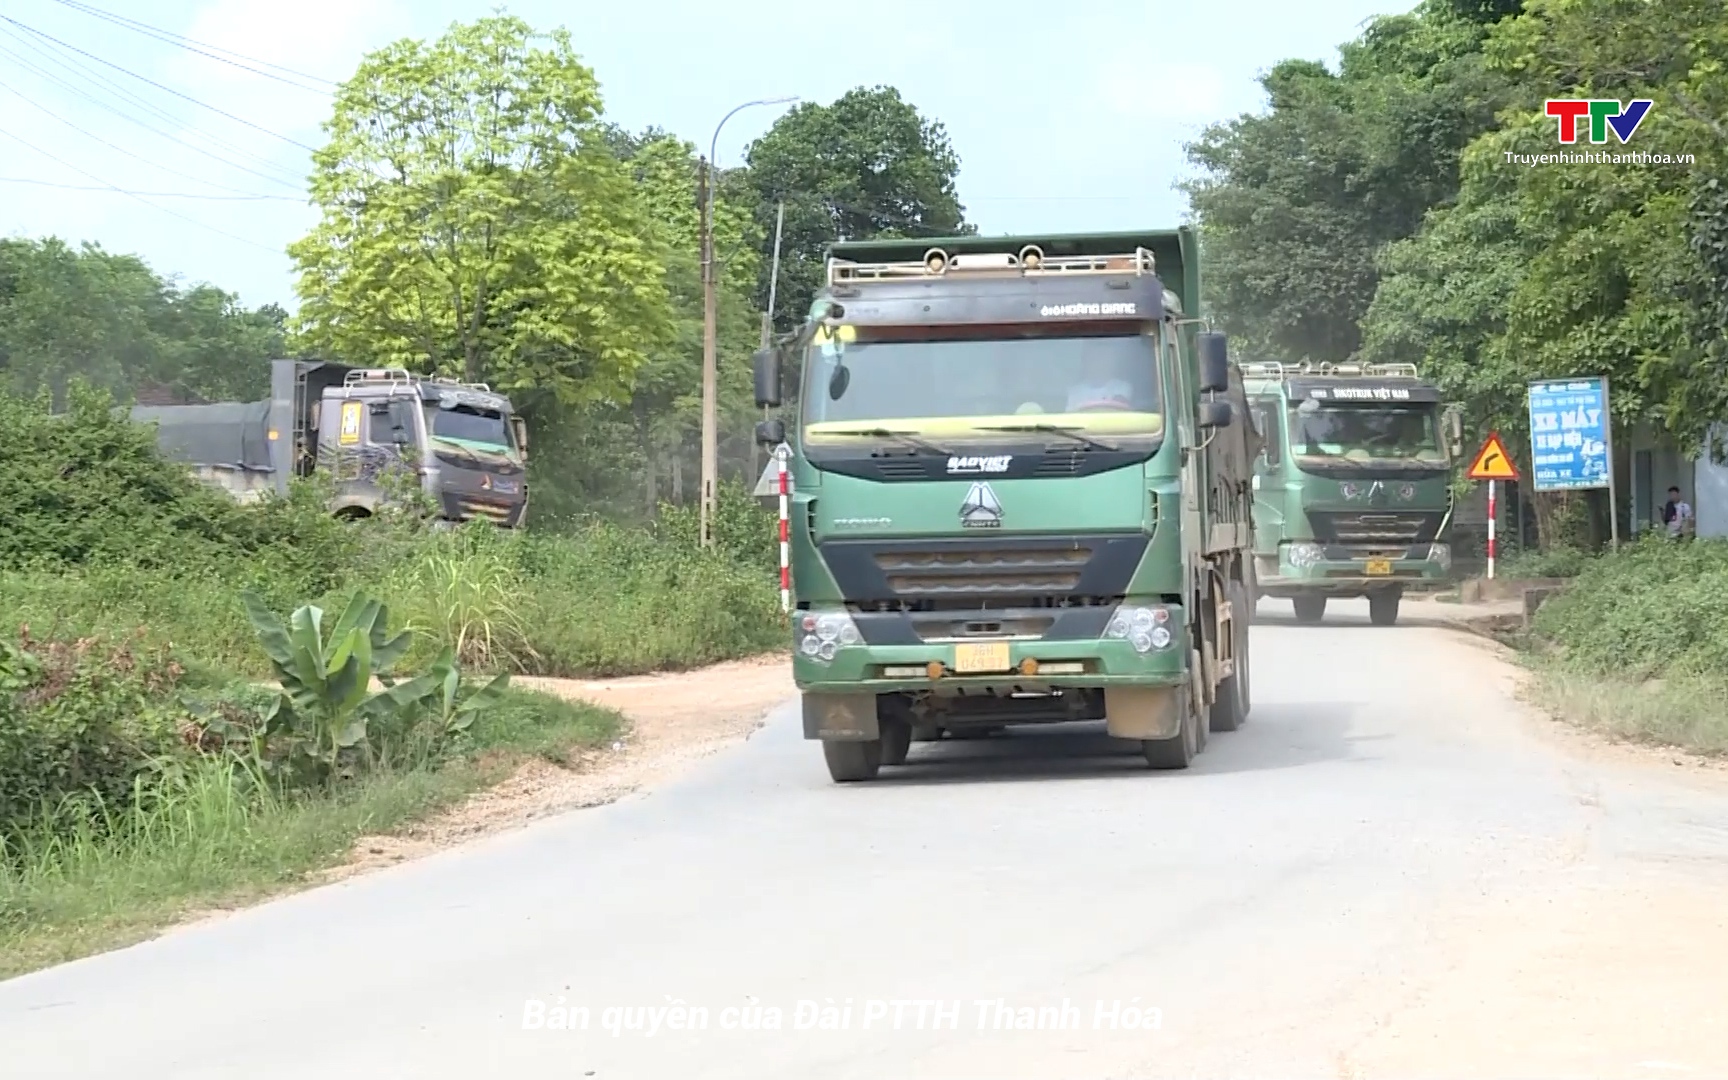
[1285,379,1445,405]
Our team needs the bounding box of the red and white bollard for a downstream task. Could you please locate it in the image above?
[776,448,790,612]
[1486,479,1497,580]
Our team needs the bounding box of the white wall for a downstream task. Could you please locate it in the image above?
[1695,424,1728,539]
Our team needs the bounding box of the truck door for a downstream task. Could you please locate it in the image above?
[367,397,422,481]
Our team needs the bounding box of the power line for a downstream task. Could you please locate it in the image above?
[0,15,318,153]
[0,70,305,195]
[0,34,307,191]
[50,0,336,94]
[0,124,285,254]
[0,176,303,201]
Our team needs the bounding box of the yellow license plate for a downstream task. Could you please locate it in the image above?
[953,641,1012,673]
[1364,559,1392,576]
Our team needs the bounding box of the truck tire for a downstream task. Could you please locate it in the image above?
[1210,582,1250,732]
[880,718,912,766]
[823,739,882,782]
[1369,590,1402,627]
[1292,595,1327,624]
[1141,705,1197,770]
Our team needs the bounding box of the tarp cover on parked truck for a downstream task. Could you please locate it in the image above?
[131,400,273,472]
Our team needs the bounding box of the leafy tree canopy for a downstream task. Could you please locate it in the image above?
[0,237,283,404]
[744,86,972,330]
[1182,0,1520,363]
[289,14,673,407]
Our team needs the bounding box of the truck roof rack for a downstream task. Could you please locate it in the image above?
[430,375,493,393]
[827,244,1156,287]
[343,367,415,387]
[1240,360,1422,381]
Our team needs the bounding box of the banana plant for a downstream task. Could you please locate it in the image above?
[240,589,414,777]
[377,645,511,741]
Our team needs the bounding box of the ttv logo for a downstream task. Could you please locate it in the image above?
[1545,99,1653,144]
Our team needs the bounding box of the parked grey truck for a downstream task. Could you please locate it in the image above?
[132,359,529,527]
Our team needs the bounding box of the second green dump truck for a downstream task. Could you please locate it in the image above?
[752,230,1260,783]
[1241,361,1463,626]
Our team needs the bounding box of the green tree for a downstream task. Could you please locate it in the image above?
[1361,0,1728,543]
[525,127,764,524]
[744,86,972,331]
[289,14,672,406]
[1182,1,1519,362]
[0,237,282,404]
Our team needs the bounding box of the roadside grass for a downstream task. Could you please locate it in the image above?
[0,688,619,982]
[1528,668,1728,757]
[1516,535,1728,757]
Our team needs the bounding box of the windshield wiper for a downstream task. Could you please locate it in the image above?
[971,423,1118,452]
[845,427,953,456]
[431,438,485,467]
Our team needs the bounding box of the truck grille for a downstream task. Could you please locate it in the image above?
[1307,510,1443,546]
[875,547,1090,599]
[458,499,514,524]
[816,534,1148,611]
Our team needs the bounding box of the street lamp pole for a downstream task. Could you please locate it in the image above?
[700,95,796,549]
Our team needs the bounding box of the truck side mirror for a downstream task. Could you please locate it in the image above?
[1253,408,1280,465]
[510,416,528,453]
[1198,400,1234,429]
[1443,405,1463,458]
[1198,332,1229,394]
[753,347,783,408]
[755,418,786,447]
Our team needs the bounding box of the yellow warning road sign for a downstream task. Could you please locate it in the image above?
[1466,432,1519,481]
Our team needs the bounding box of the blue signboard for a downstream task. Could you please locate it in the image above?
[1527,377,1611,491]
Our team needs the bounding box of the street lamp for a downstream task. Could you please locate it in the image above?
[699,95,797,549]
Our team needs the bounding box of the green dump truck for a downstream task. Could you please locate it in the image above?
[1241,361,1463,626]
[751,230,1259,783]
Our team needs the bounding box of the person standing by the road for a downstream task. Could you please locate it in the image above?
[1661,485,1693,539]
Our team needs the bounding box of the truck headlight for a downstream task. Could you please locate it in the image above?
[1285,541,1324,569]
[1427,543,1452,570]
[1105,605,1174,654]
[798,611,860,664]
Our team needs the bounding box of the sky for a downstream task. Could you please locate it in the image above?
[0,0,1418,312]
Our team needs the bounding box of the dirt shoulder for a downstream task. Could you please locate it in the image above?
[329,653,794,879]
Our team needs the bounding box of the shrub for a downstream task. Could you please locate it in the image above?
[516,522,786,676]
[0,629,189,835]
[654,479,780,569]
[1498,545,1594,580]
[381,524,537,672]
[1530,535,1728,680]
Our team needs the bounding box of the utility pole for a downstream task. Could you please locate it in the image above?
[753,199,786,483]
[700,96,797,549]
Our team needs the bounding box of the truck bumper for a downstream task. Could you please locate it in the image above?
[1255,554,1448,598]
[793,620,1193,743]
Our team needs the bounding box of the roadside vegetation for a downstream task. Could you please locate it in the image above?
[1,12,974,979]
[0,384,782,977]
[1183,0,1727,754]
[1517,536,1728,755]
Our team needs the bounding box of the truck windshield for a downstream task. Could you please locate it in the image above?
[1287,402,1444,468]
[430,403,517,454]
[801,322,1162,442]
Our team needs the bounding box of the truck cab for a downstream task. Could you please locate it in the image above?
[753,231,1257,783]
[1242,361,1463,625]
[293,365,529,527]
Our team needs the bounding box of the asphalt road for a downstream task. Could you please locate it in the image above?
[7,598,1728,1078]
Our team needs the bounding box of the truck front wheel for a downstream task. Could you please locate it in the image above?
[1292,595,1327,624]
[1369,589,1402,627]
[823,739,882,782]
[1141,706,1197,770]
